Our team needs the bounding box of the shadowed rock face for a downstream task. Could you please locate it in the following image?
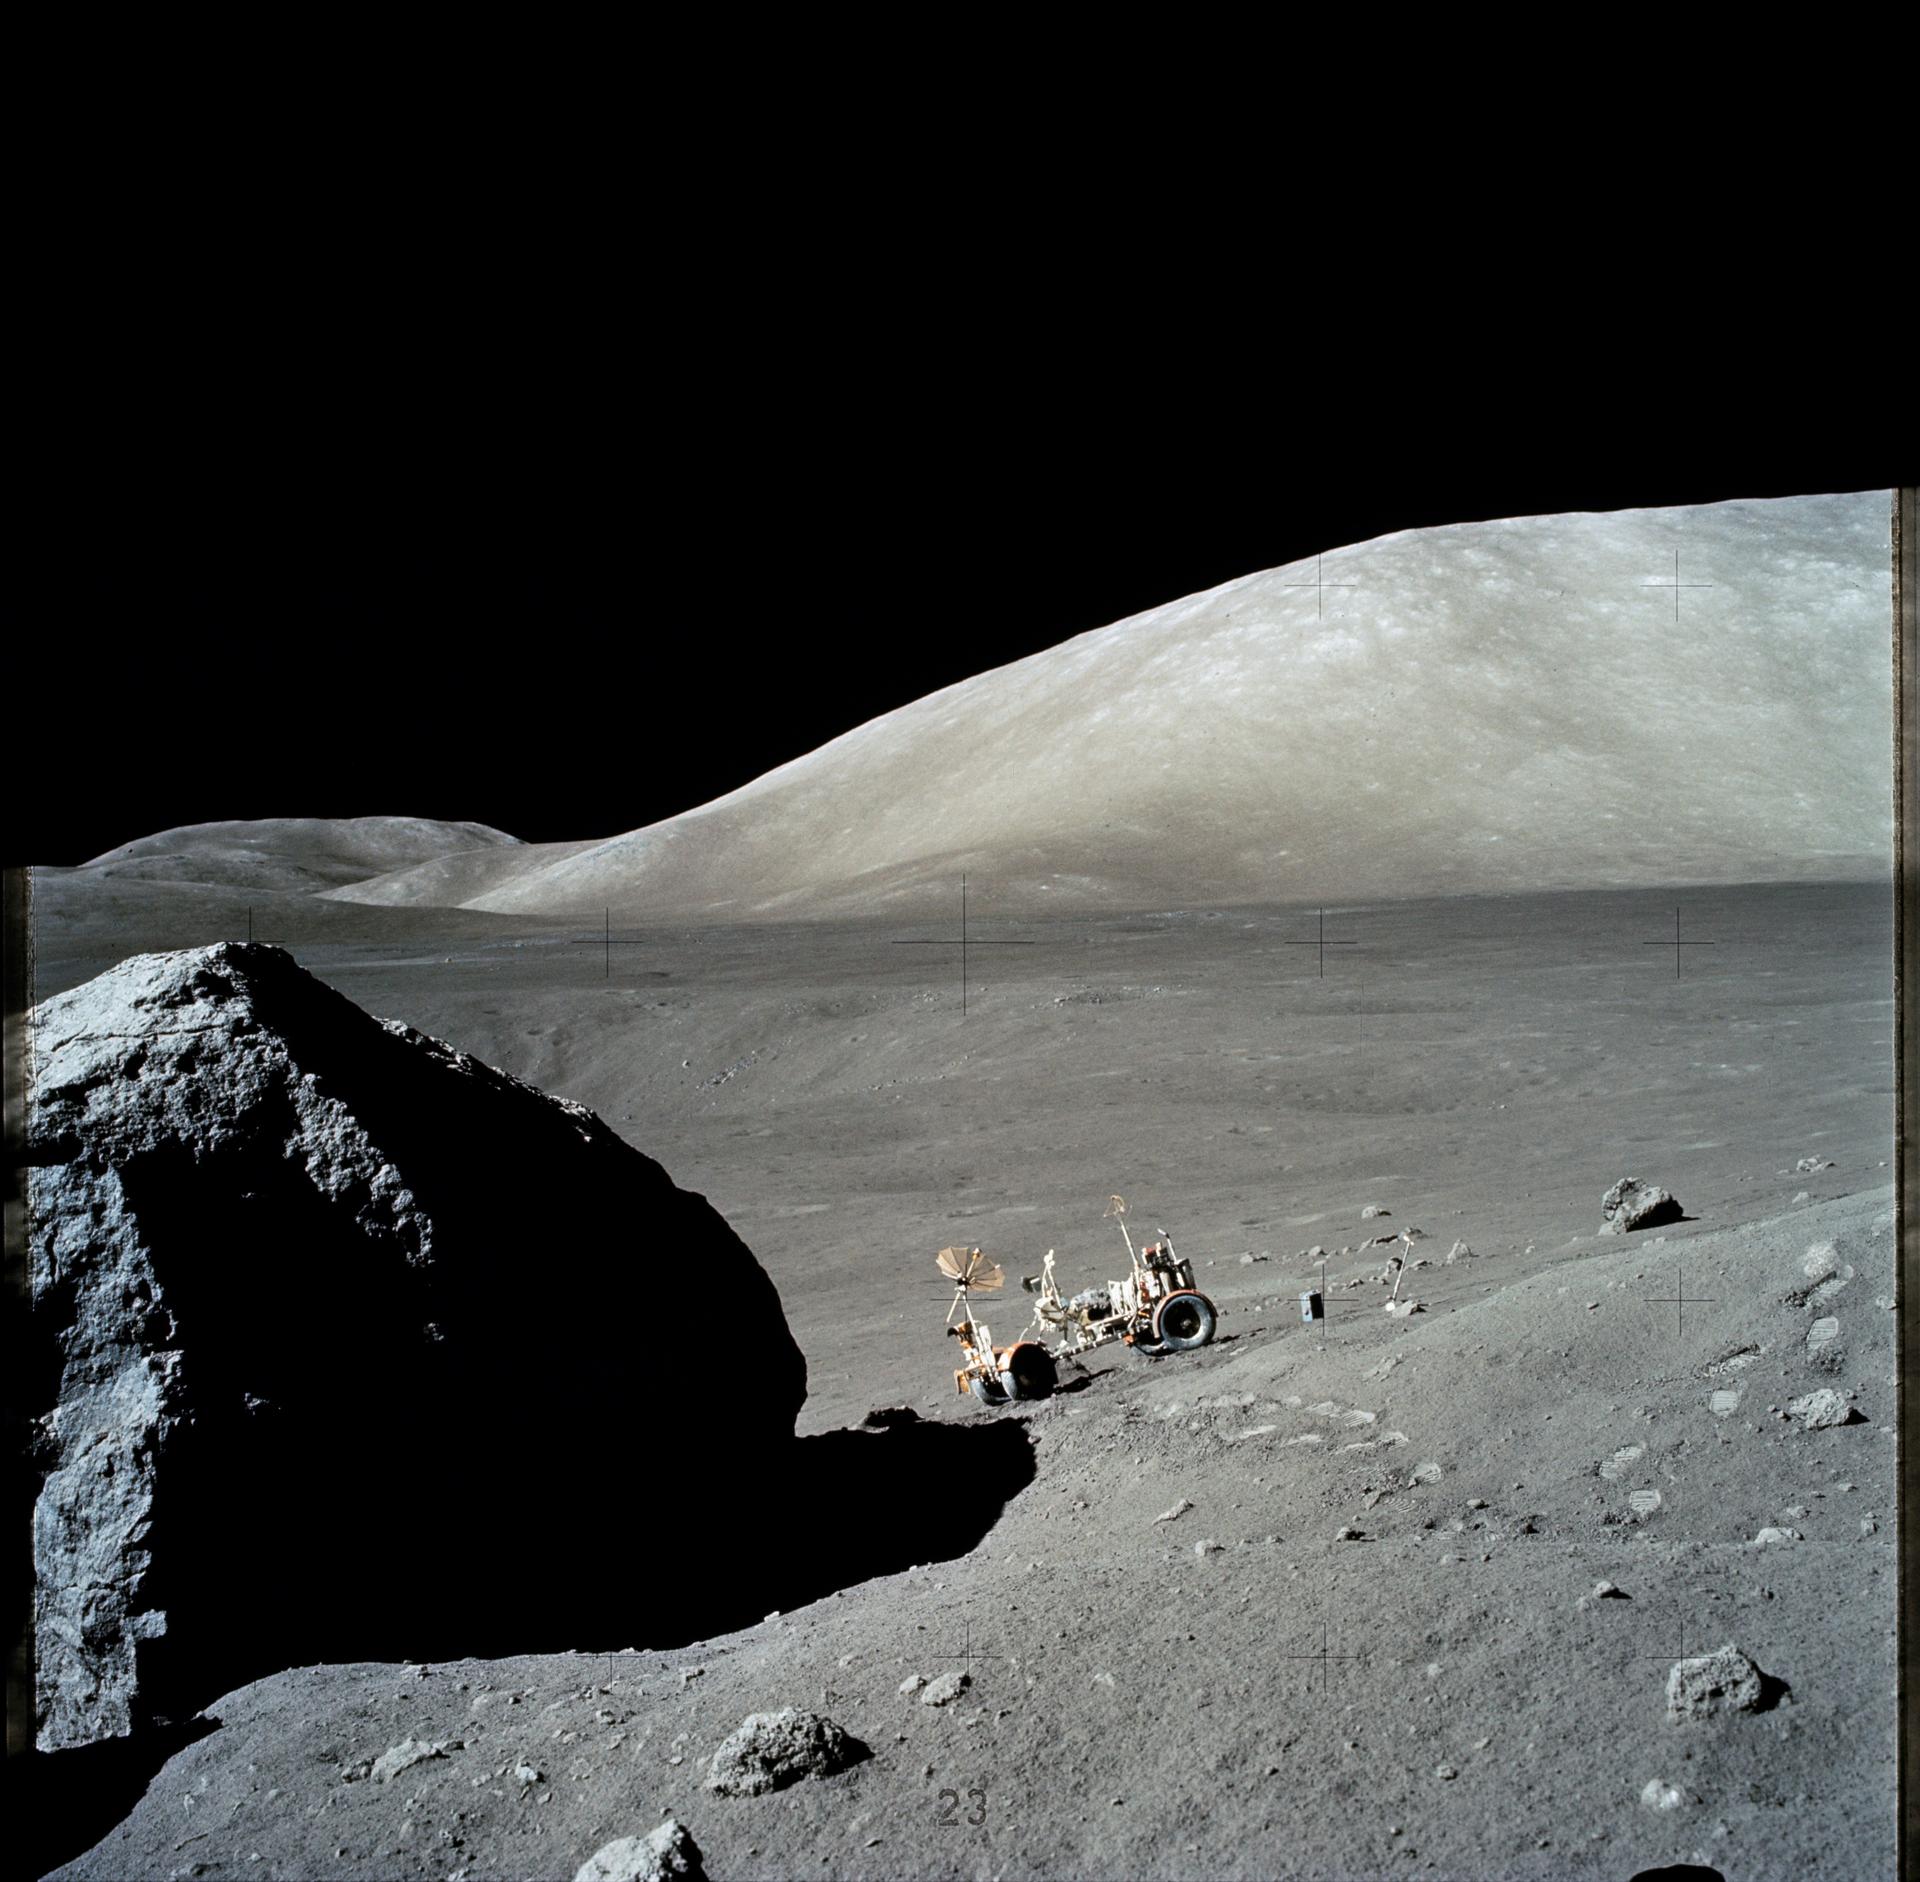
[25,944,807,1750]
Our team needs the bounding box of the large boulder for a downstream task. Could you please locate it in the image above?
[25,944,807,1751]
[1599,1176,1684,1234]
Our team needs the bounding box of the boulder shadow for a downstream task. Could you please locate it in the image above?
[131,1413,1038,1691]
[22,1412,1032,1876]
[5,1717,218,1881]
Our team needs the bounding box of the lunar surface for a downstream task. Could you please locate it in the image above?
[14,491,1898,1881]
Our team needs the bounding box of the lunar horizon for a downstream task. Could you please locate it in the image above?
[11,486,1903,1882]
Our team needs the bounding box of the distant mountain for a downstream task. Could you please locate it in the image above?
[76,817,522,894]
[327,492,1893,920]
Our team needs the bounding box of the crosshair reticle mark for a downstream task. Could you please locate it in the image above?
[1642,906,1716,977]
[600,1647,644,1685]
[892,875,1049,1015]
[1629,1608,1727,1667]
[1642,1259,1717,1338]
[1641,549,1714,622]
[1280,553,1359,619]
[1300,1254,1369,1336]
[1281,1619,1364,1694]
[1280,908,1361,978]
[932,1621,1008,1683]
[572,908,651,978]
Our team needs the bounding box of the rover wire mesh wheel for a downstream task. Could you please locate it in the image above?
[969,1373,1010,1406]
[1000,1342,1058,1401]
[1152,1290,1217,1351]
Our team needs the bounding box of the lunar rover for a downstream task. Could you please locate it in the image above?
[939,1197,1218,1406]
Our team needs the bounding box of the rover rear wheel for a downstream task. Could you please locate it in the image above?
[969,1373,1010,1406]
[1152,1290,1217,1351]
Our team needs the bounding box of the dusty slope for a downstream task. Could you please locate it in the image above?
[324,493,1892,921]
[73,817,522,893]
[47,1186,1896,1882]
[23,878,1896,1880]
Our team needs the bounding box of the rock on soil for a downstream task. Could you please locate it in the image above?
[919,1670,971,1706]
[1666,1643,1769,1721]
[371,1737,451,1782]
[705,1709,864,1795]
[1599,1177,1684,1234]
[1786,1388,1860,1429]
[25,943,806,1751]
[574,1819,706,1882]
[1802,1242,1841,1279]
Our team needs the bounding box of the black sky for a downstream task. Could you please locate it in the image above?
[17,53,1909,870]
[30,361,1904,867]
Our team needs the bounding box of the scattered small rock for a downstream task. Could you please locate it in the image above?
[1383,1300,1424,1317]
[705,1710,864,1796]
[574,1818,706,1882]
[1193,1538,1224,1557]
[1335,1525,1364,1541]
[1795,1157,1835,1173]
[1154,1498,1194,1525]
[1806,1317,1841,1353]
[897,1675,925,1696]
[513,1761,544,1788]
[1791,1190,1811,1204]
[919,1672,970,1707]
[1408,1461,1442,1485]
[1640,1778,1687,1811]
[1445,1241,1473,1264]
[1599,1177,1684,1234]
[1594,1581,1628,1600]
[372,1738,451,1783]
[1786,1389,1860,1429]
[1665,1644,1769,1721]
[1750,1527,1801,1547]
[1361,1205,1390,1219]
[1434,1764,1457,1779]
[1628,1489,1663,1519]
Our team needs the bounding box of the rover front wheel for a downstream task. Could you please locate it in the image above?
[1152,1290,1217,1351]
[999,1342,1058,1401]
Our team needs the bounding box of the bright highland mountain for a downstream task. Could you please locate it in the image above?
[322,492,1892,920]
